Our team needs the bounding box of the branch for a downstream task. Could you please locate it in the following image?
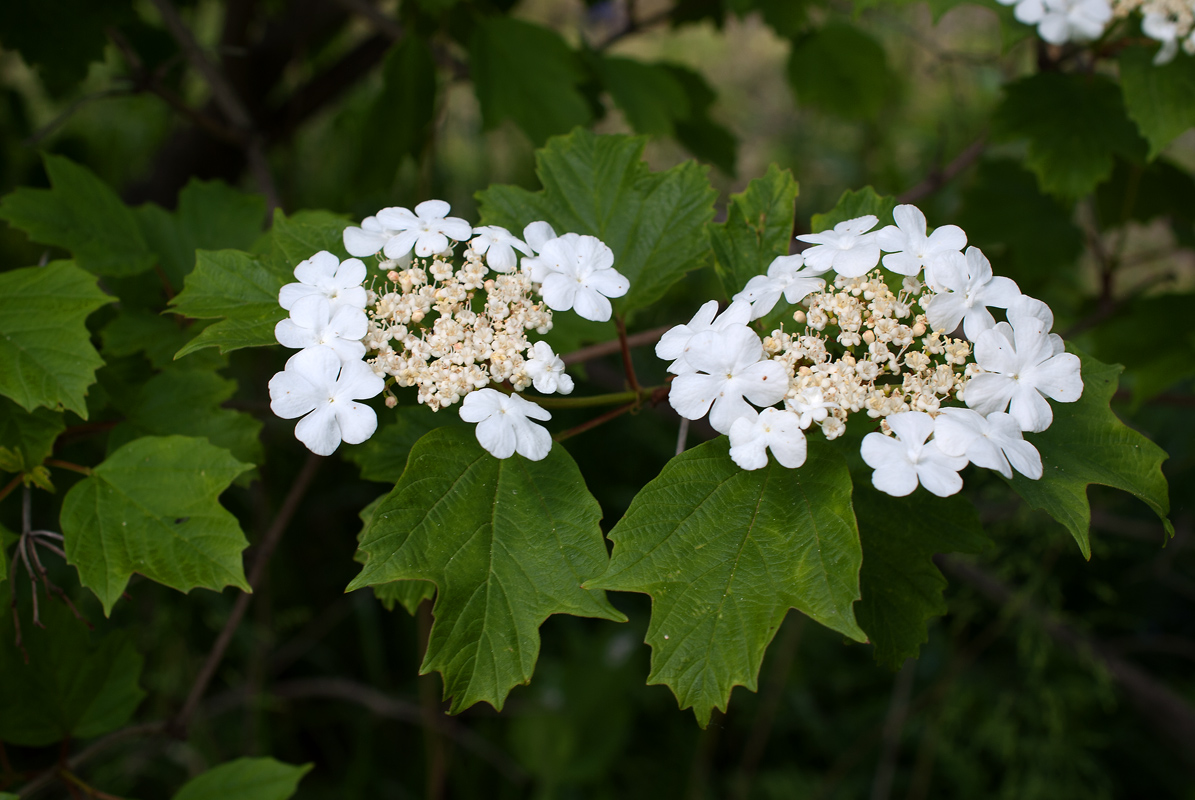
[897,136,987,205]
[561,324,672,366]
[15,723,166,799]
[594,6,673,51]
[169,453,322,737]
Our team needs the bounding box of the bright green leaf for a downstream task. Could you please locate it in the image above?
[708,164,799,299]
[0,395,64,471]
[0,600,145,746]
[268,208,350,269]
[172,757,312,800]
[992,73,1147,199]
[597,56,690,137]
[589,438,866,726]
[168,249,288,357]
[1007,348,1174,558]
[1118,46,1195,160]
[469,17,592,145]
[0,154,156,277]
[61,435,253,615]
[0,261,110,418]
[108,367,263,466]
[810,186,896,234]
[787,23,896,120]
[349,427,625,712]
[476,129,717,314]
[136,179,267,288]
[854,486,989,669]
[356,495,435,615]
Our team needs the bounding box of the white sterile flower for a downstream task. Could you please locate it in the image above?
[925,247,1021,340]
[669,327,788,434]
[269,346,384,456]
[966,314,1083,433]
[523,221,557,253]
[729,408,808,470]
[471,225,531,273]
[279,250,368,312]
[275,295,368,363]
[343,215,397,258]
[537,234,629,322]
[524,341,574,395]
[795,215,881,278]
[732,253,831,320]
[655,299,753,375]
[1008,0,1111,44]
[861,411,968,497]
[933,407,1043,480]
[876,204,967,278]
[376,200,473,259]
[785,386,837,429]
[458,388,552,461]
[1143,11,1181,64]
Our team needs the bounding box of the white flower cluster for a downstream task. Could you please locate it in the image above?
[268,200,628,460]
[660,203,1084,498]
[1114,0,1195,62]
[998,0,1194,61]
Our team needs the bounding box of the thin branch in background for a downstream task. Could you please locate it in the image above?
[897,136,987,204]
[561,324,671,366]
[417,601,448,800]
[169,453,322,737]
[553,402,638,443]
[23,88,133,147]
[870,659,916,800]
[614,315,643,398]
[15,723,167,799]
[333,0,403,39]
[594,5,673,51]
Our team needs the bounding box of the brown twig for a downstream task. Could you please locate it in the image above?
[613,315,643,398]
[14,723,167,799]
[897,136,987,205]
[169,453,322,737]
[553,402,638,443]
[562,325,671,366]
[0,475,21,505]
[595,6,673,51]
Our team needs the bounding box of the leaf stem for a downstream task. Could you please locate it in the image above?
[553,402,638,443]
[533,388,654,409]
[169,452,322,737]
[45,459,92,476]
[0,474,20,504]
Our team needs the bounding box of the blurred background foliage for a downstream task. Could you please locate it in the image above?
[0,0,1192,798]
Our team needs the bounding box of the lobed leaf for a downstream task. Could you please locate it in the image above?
[477,128,717,314]
[61,435,253,615]
[0,600,145,746]
[589,438,866,726]
[992,73,1147,199]
[708,164,799,300]
[357,495,435,615]
[0,395,65,471]
[345,404,470,484]
[1007,348,1174,558]
[1118,46,1195,161]
[810,186,896,234]
[854,486,989,668]
[348,426,624,712]
[0,261,110,418]
[168,249,289,357]
[469,17,592,146]
[172,758,312,800]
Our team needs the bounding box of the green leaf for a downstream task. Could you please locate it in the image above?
[476,129,717,314]
[136,179,267,288]
[0,154,156,277]
[1007,348,1174,559]
[172,758,312,800]
[345,404,470,484]
[348,427,624,712]
[0,261,110,418]
[0,600,145,746]
[469,17,592,145]
[1118,46,1195,160]
[596,56,690,138]
[662,64,738,175]
[108,367,263,466]
[853,486,989,669]
[168,249,288,358]
[268,208,350,269]
[356,495,434,615]
[356,38,437,190]
[0,395,64,471]
[1084,293,1195,407]
[588,438,866,726]
[708,164,799,299]
[992,73,1147,199]
[101,310,200,370]
[61,435,253,615]
[957,159,1083,296]
[810,186,896,234]
[787,23,897,121]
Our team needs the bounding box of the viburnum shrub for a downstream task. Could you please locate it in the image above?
[0,0,1190,792]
